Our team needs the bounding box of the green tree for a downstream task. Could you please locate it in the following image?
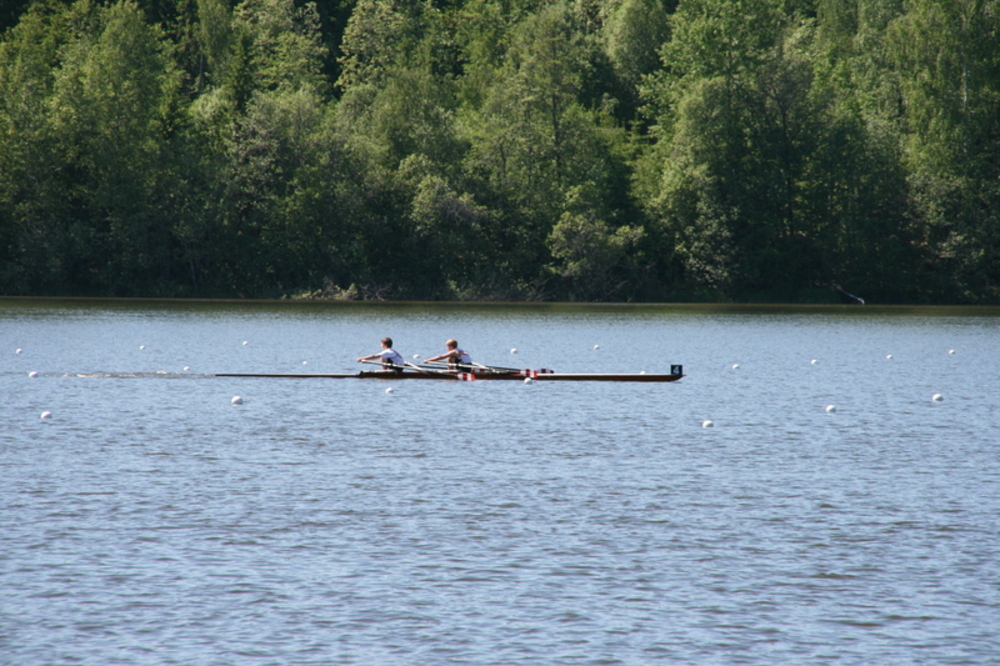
[0,0,183,294]
[889,0,1000,301]
[182,0,332,295]
[453,2,639,296]
[195,0,232,90]
[403,166,492,296]
[0,0,77,291]
[336,66,462,171]
[641,0,797,295]
[547,205,645,299]
[806,0,916,301]
[52,0,183,292]
[233,0,326,94]
[336,0,427,90]
[462,5,592,220]
[604,0,669,87]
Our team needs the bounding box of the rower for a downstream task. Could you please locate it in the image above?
[424,339,472,370]
[357,337,405,372]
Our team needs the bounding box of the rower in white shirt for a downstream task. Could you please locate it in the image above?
[424,339,472,369]
[357,337,406,372]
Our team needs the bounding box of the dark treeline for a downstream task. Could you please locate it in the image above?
[1,0,998,303]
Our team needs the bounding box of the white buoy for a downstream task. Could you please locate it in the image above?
[183,366,191,372]
[593,344,600,350]
[524,377,533,385]
[40,411,52,420]
[231,396,243,405]
[702,419,714,428]
[886,354,893,359]
[16,348,23,354]
[732,363,740,370]
[811,359,818,365]
[302,361,308,365]
[242,341,249,346]
[139,345,146,350]
[385,387,394,394]
[948,349,955,355]
[932,393,943,402]
[413,354,420,359]
[639,370,646,375]
[825,404,836,413]
[28,371,39,378]
[510,348,517,354]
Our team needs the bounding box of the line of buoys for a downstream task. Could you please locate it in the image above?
[691,343,962,430]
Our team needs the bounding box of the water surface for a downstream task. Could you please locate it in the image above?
[2,299,999,664]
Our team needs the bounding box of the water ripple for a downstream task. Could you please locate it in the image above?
[3,303,1000,664]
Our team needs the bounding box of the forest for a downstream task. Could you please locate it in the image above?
[1,0,998,303]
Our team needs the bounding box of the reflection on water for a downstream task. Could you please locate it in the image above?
[2,298,999,665]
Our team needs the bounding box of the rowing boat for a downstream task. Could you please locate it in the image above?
[217,365,683,382]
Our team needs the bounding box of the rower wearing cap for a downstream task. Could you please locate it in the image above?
[425,339,472,369]
[357,337,405,372]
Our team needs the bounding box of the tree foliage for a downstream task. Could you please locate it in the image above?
[1,0,999,302]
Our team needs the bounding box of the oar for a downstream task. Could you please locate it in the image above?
[425,360,518,374]
[424,360,553,376]
[424,360,505,373]
[471,361,555,375]
[411,360,479,381]
[359,359,475,381]
[404,360,478,381]
[359,358,426,373]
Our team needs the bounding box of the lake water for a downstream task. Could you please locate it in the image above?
[2,298,999,665]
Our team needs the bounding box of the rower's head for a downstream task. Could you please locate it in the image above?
[446,339,458,349]
[381,337,393,349]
